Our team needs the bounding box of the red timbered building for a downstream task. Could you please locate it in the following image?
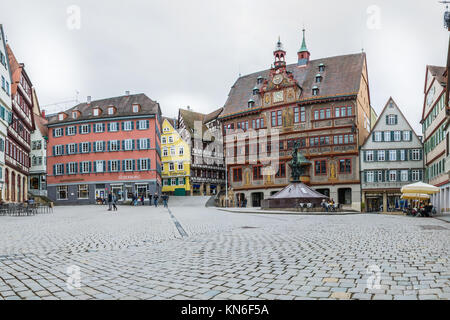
[219,31,374,211]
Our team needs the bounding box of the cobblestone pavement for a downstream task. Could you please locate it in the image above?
[0,200,449,300]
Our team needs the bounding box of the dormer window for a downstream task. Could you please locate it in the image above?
[248,99,255,108]
[312,86,319,96]
[132,104,140,113]
[108,107,115,115]
[318,64,325,72]
[257,76,263,85]
[58,113,64,121]
[252,86,259,95]
[93,108,100,116]
[315,74,322,83]
[72,111,78,119]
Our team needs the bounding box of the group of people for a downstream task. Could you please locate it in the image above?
[321,198,337,212]
[105,192,170,211]
[405,201,436,217]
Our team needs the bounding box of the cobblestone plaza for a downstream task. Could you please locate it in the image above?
[0,198,449,300]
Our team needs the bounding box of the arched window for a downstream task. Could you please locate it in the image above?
[312,86,319,96]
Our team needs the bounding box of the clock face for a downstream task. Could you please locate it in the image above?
[426,87,435,106]
[273,91,284,103]
[273,74,283,85]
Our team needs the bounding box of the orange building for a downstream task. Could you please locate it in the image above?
[46,93,162,204]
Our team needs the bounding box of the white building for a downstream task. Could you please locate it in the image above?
[29,88,48,197]
[0,25,13,201]
[361,98,424,212]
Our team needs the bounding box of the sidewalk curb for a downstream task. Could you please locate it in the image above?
[217,208,362,216]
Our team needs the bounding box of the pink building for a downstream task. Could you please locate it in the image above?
[46,93,162,204]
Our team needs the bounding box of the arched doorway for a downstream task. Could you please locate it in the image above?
[11,171,15,202]
[5,169,9,201]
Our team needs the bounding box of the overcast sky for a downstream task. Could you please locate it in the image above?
[1,0,448,134]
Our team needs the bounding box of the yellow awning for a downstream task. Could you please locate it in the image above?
[400,182,439,195]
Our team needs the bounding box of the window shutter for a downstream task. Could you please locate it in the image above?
[66,163,69,174]
[122,160,125,171]
[381,133,384,142]
[147,139,150,149]
[137,159,141,171]
[65,127,68,135]
[374,150,378,161]
[382,170,385,182]
[146,120,149,129]
[102,123,105,132]
[93,142,96,153]
[93,125,96,133]
[108,123,110,131]
[121,122,124,131]
[395,115,398,124]
[93,161,97,173]
[419,170,423,181]
[397,150,401,161]
[419,149,423,160]
[108,160,111,172]
[76,163,79,174]
[372,133,375,142]
[53,146,56,156]
[103,160,106,171]
[136,139,140,150]
[52,129,55,137]
[136,121,140,130]
[148,158,151,170]
[89,162,92,173]
[122,140,125,151]
[79,143,82,153]
[363,171,367,183]
[88,124,91,133]
[103,141,106,151]
[53,165,56,175]
[397,170,400,182]
[131,122,134,130]
[132,140,135,150]
[363,151,366,162]
[391,131,394,141]
[408,170,412,182]
[386,115,389,124]
[132,160,136,171]
[89,143,92,153]
[374,171,378,182]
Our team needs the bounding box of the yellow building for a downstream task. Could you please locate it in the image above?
[161,118,191,195]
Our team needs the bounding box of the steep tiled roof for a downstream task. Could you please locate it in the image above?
[34,113,48,138]
[204,107,223,124]
[162,116,177,128]
[47,93,161,125]
[222,53,366,117]
[428,65,447,87]
[178,108,206,134]
[6,44,23,97]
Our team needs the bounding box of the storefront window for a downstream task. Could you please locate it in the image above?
[57,186,68,200]
[78,184,89,199]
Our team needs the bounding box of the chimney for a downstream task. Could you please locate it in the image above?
[87,96,91,105]
[41,110,46,118]
[125,91,130,96]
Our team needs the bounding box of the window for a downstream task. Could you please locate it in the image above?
[132,104,140,113]
[377,151,385,161]
[233,168,242,182]
[110,160,120,172]
[95,161,104,173]
[81,142,90,153]
[179,147,184,155]
[394,131,401,142]
[335,106,350,118]
[109,140,120,151]
[412,149,421,161]
[384,131,391,142]
[80,161,90,174]
[54,164,64,175]
[315,160,327,175]
[54,145,64,156]
[374,132,382,142]
[124,159,133,171]
[312,87,319,96]
[162,137,167,144]
[57,186,68,200]
[178,162,184,171]
[139,138,149,150]
[66,143,76,154]
[138,120,148,129]
[412,170,420,181]
[318,64,325,72]
[271,110,282,127]
[54,128,64,137]
[170,147,175,156]
[58,114,64,121]
[403,131,411,141]
[168,136,174,143]
[366,151,374,162]
[95,141,104,152]
[172,178,177,186]
[78,185,89,199]
[387,114,397,125]
[366,171,374,183]
[140,159,149,171]
[80,124,90,134]
[124,139,133,151]
[67,126,76,136]
[163,148,168,156]
[253,166,263,180]
[93,109,99,116]
[389,170,397,181]
[109,122,119,132]
[294,107,299,123]
[68,162,77,175]
[169,162,174,171]
[275,162,286,178]
[339,159,351,173]
[94,123,104,133]
[123,121,133,131]
[389,150,397,161]
[108,107,115,115]
[401,170,408,182]
[400,150,405,161]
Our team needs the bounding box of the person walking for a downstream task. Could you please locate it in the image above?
[107,192,113,211]
[112,194,118,212]
[148,193,153,206]
[141,194,145,205]
[163,194,169,208]
[154,193,159,208]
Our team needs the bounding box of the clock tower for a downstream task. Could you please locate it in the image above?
[273,37,286,69]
